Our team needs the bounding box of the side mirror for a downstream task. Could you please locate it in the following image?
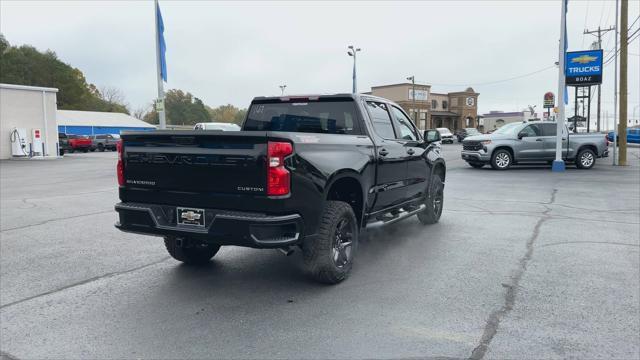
[517,132,526,140]
[424,129,441,144]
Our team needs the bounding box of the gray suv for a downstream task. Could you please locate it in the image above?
[461,121,608,170]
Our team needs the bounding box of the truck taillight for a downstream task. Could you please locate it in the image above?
[116,140,124,186]
[267,141,293,196]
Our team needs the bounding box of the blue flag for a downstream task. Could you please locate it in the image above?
[156,1,167,82]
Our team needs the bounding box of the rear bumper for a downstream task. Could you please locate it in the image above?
[115,202,303,248]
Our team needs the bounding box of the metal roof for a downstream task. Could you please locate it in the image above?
[0,83,59,92]
[56,110,156,128]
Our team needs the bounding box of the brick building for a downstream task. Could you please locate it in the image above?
[369,83,479,131]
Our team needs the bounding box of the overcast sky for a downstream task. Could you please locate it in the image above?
[1,0,639,125]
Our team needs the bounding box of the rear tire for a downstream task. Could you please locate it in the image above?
[576,148,596,169]
[303,201,358,284]
[468,162,484,169]
[164,236,220,265]
[418,175,444,225]
[491,149,512,170]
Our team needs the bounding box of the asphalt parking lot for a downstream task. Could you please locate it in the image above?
[1,143,639,359]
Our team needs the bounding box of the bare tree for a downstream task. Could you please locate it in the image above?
[133,106,149,120]
[100,86,126,104]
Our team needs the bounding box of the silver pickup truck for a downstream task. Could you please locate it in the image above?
[461,121,608,170]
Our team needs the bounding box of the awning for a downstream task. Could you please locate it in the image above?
[430,111,458,116]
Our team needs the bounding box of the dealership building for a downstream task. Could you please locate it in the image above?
[368,83,479,131]
[57,110,155,135]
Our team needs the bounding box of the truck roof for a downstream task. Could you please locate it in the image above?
[251,93,392,103]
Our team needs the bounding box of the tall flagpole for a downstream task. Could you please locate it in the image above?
[154,0,166,129]
[552,0,567,172]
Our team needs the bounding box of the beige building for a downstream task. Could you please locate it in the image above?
[369,83,479,131]
[0,83,59,160]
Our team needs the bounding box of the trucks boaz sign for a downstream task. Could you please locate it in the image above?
[566,50,603,86]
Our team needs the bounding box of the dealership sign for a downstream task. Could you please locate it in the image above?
[565,50,603,86]
[543,92,555,108]
[408,89,428,101]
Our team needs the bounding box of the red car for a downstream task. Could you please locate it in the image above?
[67,135,92,153]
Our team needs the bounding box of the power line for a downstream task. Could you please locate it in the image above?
[425,65,556,87]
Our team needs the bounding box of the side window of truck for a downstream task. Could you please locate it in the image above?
[365,101,395,139]
[390,106,418,141]
[541,123,557,136]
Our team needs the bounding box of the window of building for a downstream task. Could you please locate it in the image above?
[390,106,418,141]
[365,101,395,139]
[442,100,448,110]
[431,100,438,109]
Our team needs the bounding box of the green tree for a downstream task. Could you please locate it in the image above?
[143,89,210,125]
[207,104,247,125]
[0,35,129,113]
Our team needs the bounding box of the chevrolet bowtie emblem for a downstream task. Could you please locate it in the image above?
[571,55,598,64]
[181,211,201,221]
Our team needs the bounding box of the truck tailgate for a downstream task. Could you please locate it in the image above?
[121,131,268,195]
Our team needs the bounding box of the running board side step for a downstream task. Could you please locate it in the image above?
[365,204,426,229]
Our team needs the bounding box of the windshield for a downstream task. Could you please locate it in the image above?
[466,128,480,135]
[437,128,452,134]
[243,100,361,134]
[493,122,523,135]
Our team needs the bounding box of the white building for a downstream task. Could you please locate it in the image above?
[0,83,59,160]
[479,110,538,132]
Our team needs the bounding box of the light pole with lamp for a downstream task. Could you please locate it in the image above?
[407,76,417,125]
[279,85,287,96]
[347,45,361,93]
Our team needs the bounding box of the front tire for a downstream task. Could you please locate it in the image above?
[418,175,444,225]
[576,148,596,169]
[164,236,220,265]
[491,149,512,170]
[303,201,358,284]
[98,143,105,152]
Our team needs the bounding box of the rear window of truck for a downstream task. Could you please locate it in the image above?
[243,100,362,135]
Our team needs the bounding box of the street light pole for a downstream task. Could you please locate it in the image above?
[279,85,287,96]
[347,45,361,93]
[552,0,567,172]
[407,76,417,125]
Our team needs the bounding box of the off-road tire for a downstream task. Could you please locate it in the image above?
[164,236,220,265]
[302,201,358,284]
[468,162,484,169]
[491,149,512,170]
[576,148,596,169]
[98,143,105,152]
[418,175,444,225]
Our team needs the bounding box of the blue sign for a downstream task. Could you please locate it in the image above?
[565,50,603,85]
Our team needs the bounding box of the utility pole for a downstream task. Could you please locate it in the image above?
[407,76,417,125]
[584,26,615,132]
[618,0,628,165]
[613,0,619,165]
[347,45,361,93]
[279,85,287,96]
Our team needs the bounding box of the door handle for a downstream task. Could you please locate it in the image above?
[379,148,389,156]
[536,138,543,142]
[406,148,415,155]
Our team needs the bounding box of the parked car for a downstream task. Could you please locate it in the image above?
[115,94,446,284]
[607,128,640,144]
[194,122,241,131]
[58,133,71,155]
[456,127,481,142]
[66,134,92,153]
[436,128,454,143]
[90,134,120,151]
[461,121,608,170]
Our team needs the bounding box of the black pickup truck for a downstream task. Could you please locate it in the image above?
[115,94,446,283]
